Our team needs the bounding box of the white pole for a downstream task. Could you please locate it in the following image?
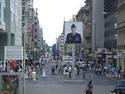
[72,44,76,64]
[23,46,25,94]
[92,0,95,52]
[4,46,6,72]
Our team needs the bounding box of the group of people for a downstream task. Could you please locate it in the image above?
[63,64,72,78]
[50,59,62,75]
[62,61,89,79]
[0,60,23,73]
[25,60,38,80]
[94,62,121,78]
[25,59,48,80]
[24,58,94,94]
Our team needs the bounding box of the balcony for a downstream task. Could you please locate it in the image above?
[118,0,125,9]
[85,25,92,38]
[85,31,91,38]
[0,21,5,31]
[117,22,125,33]
[118,21,125,28]
[87,17,92,23]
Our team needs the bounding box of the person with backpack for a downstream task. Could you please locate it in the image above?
[85,81,93,94]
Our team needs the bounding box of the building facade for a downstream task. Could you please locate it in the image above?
[33,10,43,60]
[0,0,22,61]
[37,28,43,52]
[22,0,34,59]
[76,0,104,53]
[57,33,65,57]
[76,4,92,54]
[104,0,118,49]
[0,0,5,30]
[117,0,125,72]
[0,0,6,61]
[92,0,104,51]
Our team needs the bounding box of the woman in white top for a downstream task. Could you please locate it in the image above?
[42,67,47,78]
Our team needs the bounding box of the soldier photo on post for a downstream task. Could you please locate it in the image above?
[66,24,82,44]
[64,22,83,44]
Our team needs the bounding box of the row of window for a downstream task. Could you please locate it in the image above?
[118,32,125,46]
[104,0,118,14]
[104,39,117,48]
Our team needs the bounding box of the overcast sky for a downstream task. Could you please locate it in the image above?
[34,0,85,46]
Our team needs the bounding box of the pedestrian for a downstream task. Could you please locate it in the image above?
[85,81,93,94]
[28,67,32,80]
[68,66,72,78]
[32,68,37,81]
[42,67,47,78]
[82,67,86,79]
[73,67,77,79]
[63,66,68,76]
[51,62,56,75]
[75,63,80,76]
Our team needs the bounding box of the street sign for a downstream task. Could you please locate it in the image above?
[4,46,25,93]
[4,46,23,61]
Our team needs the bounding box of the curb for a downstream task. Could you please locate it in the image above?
[63,80,85,83]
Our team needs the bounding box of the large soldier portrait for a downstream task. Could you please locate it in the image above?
[65,24,82,44]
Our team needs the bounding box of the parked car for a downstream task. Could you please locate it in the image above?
[110,80,125,94]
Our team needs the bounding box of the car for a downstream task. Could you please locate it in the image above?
[110,87,125,94]
[110,80,125,94]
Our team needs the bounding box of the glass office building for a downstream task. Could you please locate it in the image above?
[104,0,118,49]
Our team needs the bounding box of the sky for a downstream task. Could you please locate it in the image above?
[34,0,85,46]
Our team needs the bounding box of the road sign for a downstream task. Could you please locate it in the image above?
[4,46,23,61]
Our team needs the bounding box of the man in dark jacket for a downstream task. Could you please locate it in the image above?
[66,24,82,44]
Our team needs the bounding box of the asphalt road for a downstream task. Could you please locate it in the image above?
[25,64,115,94]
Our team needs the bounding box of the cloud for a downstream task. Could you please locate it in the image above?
[34,0,85,46]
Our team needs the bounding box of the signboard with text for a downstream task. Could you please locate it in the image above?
[4,46,23,61]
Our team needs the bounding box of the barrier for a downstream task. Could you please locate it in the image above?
[106,73,121,78]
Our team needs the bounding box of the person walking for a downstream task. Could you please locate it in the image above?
[75,63,80,76]
[32,68,37,81]
[68,65,72,78]
[82,67,86,79]
[51,61,56,75]
[85,81,93,94]
[42,67,47,78]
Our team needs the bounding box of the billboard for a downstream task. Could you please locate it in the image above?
[64,21,83,44]
[4,46,23,61]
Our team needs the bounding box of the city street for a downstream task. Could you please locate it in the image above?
[0,0,124,94]
[25,64,115,94]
